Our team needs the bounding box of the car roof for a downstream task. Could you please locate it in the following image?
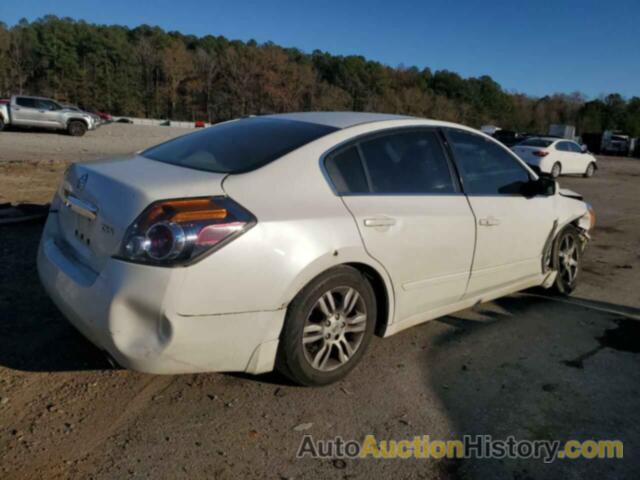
[526,136,564,143]
[15,95,58,101]
[262,111,418,129]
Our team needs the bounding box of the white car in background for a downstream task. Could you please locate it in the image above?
[38,112,594,386]
[512,137,598,178]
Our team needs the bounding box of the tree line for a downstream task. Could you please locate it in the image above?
[1,16,639,136]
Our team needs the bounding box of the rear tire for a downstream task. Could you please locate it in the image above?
[67,120,87,137]
[551,162,561,178]
[583,162,596,178]
[0,118,5,131]
[276,266,376,386]
[549,226,582,296]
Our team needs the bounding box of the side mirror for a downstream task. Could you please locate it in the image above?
[581,144,588,153]
[522,174,556,198]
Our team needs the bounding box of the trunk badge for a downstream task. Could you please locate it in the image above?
[76,174,88,191]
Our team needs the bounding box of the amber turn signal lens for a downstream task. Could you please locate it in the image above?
[141,198,227,228]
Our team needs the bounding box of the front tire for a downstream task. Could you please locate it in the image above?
[67,120,87,137]
[276,266,376,386]
[551,162,562,178]
[550,226,582,295]
[583,162,596,178]
[0,118,5,131]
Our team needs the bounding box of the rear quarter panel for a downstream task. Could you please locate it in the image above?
[174,122,422,323]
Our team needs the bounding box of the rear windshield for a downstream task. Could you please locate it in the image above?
[519,138,553,147]
[142,117,338,173]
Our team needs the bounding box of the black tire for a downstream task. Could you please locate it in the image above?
[276,265,376,386]
[551,162,561,178]
[549,226,582,295]
[0,117,5,131]
[583,162,596,178]
[67,120,87,137]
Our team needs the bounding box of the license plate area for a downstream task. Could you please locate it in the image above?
[72,212,95,247]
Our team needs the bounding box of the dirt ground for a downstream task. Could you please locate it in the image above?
[0,123,189,204]
[0,125,639,479]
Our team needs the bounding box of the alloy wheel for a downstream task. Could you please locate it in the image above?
[585,164,595,177]
[302,286,367,372]
[558,233,579,286]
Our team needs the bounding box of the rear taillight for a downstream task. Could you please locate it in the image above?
[533,150,549,157]
[117,196,255,266]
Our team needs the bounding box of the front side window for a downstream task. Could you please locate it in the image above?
[143,117,337,174]
[37,100,59,111]
[568,142,582,153]
[359,130,455,194]
[446,129,531,195]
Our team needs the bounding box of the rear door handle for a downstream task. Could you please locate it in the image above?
[479,216,501,227]
[364,217,396,227]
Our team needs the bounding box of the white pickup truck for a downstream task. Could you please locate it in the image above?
[0,95,98,136]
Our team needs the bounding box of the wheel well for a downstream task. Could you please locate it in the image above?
[67,118,88,127]
[345,262,390,337]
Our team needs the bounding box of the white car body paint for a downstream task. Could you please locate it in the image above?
[38,113,592,375]
[512,137,597,176]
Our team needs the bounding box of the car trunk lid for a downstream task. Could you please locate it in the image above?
[55,155,227,273]
[512,145,549,163]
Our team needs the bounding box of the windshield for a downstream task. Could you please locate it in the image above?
[519,138,553,147]
[142,117,338,174]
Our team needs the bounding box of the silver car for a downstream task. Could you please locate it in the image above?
[0,95,97,136]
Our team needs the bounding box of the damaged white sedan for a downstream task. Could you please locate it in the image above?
[38,112,594,385]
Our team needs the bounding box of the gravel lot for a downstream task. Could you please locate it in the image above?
[0,126,639,479]
[0,123,189,204]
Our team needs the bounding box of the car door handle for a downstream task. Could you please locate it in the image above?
[364,217,396,227]
[479,216,501,227]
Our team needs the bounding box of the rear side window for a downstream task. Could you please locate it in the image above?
[360,130,455,194]
[555,142,569,151]
[16,97,37,108]
[143,117,337,174]
[446,129,531,195]
[325,146,368,194]
[324,130,455,195]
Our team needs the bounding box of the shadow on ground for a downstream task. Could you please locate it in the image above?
[0,222,110,372]
[2,221,640,479]
[425,293,640,479]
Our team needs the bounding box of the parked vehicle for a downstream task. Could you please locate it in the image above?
[481,124,501,135]
[0,95,98,136]
[63,104,102,126]
[548,124,576,140]
[38,112,594,386]
[581,133,602,154]
[601,130,633,156]
[492,129,527,147]
[512,136,597,178]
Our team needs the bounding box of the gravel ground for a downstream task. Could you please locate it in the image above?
[0,127,639,479]
[0,123,190,204]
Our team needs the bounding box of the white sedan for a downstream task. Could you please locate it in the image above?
[512,137,598,178]
[38,112,595,386]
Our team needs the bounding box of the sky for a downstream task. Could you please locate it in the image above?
[1,0,638,98]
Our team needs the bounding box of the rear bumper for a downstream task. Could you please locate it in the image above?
[37,215,285,374]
